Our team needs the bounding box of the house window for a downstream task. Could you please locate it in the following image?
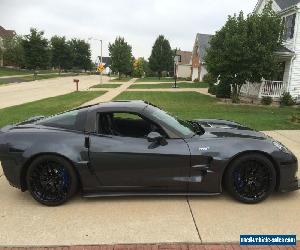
[283,13,296,40]
[178,55,181,63]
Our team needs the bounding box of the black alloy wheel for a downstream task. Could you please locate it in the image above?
[26,155,78,206]
[224,154,276,204]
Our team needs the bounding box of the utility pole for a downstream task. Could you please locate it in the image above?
[100,39,103,84]
[88,37,103,84]
[173,55,179,88]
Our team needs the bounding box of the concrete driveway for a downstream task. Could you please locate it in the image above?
[0,75,110,109]
[0,130,299,246]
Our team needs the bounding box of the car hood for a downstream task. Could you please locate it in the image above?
[192,119,267,140]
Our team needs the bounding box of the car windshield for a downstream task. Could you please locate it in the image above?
[149,108,196,137]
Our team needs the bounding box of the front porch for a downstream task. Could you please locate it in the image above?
[241,80,288,99]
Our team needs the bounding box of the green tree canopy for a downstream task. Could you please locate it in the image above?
[1,35,25,68]
[149,35,173,78]
[205,1,283,102]
[22,28,50,70]
[69,38,92,71]
[132,57,148,78]
[50,36,72,72]
[108,37,133,78]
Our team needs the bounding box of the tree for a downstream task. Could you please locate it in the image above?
[69,39,92,71]
[132,57,148,78]
[205,1,283,103]
[50,36,72,73]
[149,35,173,78]
[108,37,133,78]
[1,35,25,68]
[22,28,50,70]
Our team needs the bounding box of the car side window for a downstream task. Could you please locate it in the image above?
[97,112,167,138]
[38,110,87,131]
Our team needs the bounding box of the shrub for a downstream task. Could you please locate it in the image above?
[261,96,273,105]
[208,83,217,95]
[177,77,191,81]
[291,114,300,123]
[216,82,231,98]
[202,73,217,84]
[280,92,296,106]
[193,78,199,83]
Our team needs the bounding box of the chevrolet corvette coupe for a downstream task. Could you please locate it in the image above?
[0,100,299,206]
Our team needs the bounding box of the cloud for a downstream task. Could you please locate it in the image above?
[0,0,256,60]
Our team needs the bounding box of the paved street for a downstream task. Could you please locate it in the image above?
[0,130,299,246]
[0,75,110,109]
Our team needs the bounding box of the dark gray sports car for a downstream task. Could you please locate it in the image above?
[0,100,299,206]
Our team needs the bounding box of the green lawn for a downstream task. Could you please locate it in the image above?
[135,77,175,83]
[109,77,132,82]
[115,91,300,131]
[0,91,105,128]
[129,82,209,89]
[91,83,122,88]
[0,68,31,77]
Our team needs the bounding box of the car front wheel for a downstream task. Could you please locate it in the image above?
[26,155,78,206]
[224,154,276,204]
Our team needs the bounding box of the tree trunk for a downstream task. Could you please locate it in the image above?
[231,84,239,103]
[231,83,243,103]
[158,71,161,80]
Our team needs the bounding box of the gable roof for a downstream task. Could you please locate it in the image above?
[275,0,300,10]
[176,50,192,65]
[0,26,16,39]
[195,33,213,60]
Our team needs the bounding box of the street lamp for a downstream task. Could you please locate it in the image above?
[173,55,180,88]
[88,37,103,84]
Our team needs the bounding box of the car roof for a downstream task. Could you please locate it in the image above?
[81,100,150,112]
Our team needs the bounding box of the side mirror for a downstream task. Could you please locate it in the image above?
[147,132,167,148]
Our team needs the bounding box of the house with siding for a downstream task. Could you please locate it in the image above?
[242,0,300,100]
[175,50,192,79]
[191,33,213,81]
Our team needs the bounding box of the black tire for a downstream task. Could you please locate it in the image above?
[224,153,276,204]
[26,155,78,206]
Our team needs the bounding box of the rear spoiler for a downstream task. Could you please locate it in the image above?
[0,116,45,133]
[16,116,45,125]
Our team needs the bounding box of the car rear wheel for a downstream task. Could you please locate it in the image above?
[26,155,78,206]
[224,154,276,204]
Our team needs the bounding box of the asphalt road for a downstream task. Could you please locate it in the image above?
[0,130,299,246]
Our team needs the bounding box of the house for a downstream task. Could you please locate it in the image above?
[175,50,192,79]
[97,56,111,74]
[0,26,16,66]
[241,0,300,100]
[191,33,213,81]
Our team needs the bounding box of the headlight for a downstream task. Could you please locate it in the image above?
[273,140,290,153]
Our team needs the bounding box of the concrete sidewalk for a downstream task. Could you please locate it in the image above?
[0,75,110,109]
[82,78,138,106]
[126,88,212,96]
[0,130,299,246]
[0,72,72,79]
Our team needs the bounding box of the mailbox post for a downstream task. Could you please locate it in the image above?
[73,79,79,91]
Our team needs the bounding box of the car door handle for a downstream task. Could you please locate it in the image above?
[85,137,90,148]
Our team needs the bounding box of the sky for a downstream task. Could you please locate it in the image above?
[0,0,256,62]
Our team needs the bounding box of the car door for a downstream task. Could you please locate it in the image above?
[88,112,191,193]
